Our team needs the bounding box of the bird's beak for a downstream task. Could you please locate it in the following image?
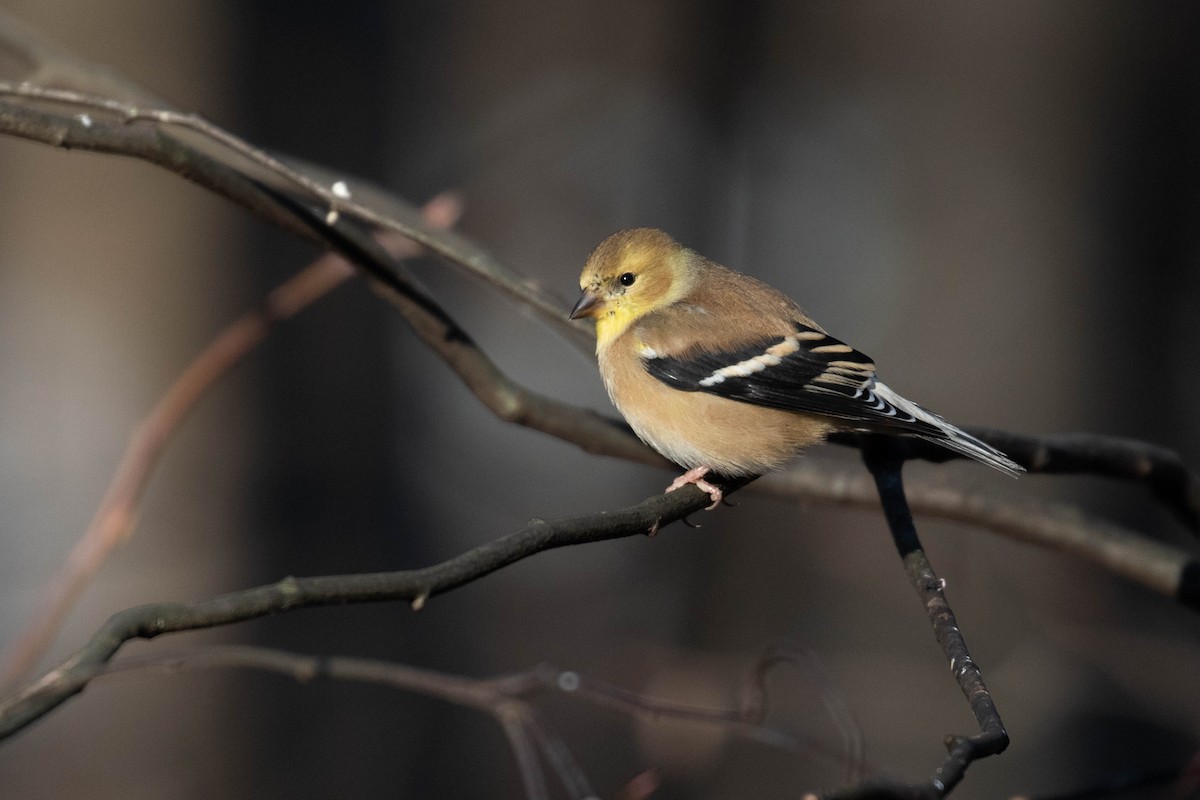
[569,288,604,320]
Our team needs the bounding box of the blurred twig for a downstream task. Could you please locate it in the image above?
[0,194,463,692]
[743,640,864,785]
[80,643,864,800]
[96,646,593,800]
[0,7,170,107]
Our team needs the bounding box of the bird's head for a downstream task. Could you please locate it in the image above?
[570,228,692,345]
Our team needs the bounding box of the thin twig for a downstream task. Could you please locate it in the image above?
[0,477,748,743]
[839,437,1008,800]
[100,645,562,799]
[519,709,599,800]
[742,640,865,785]
[67,643,840,800]
[831,430,1200,533]
[258,182,666,470]
[0,8,171,108]
[0,194,463,691]
[495,704,553,800]
[0,81,592,352]
[757,465,1200,612]
[522,662,802,753]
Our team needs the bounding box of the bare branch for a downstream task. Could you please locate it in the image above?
[0,479,741,743]
[842,438,1007,800]
[757,465,1200,611]
[0,81,592,353]
[832,429,1200,532]
[0,195,463,691]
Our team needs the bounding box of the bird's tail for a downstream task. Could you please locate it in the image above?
[873,382,1024,477]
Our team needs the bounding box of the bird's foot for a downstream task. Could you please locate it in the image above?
[665,467,723,510]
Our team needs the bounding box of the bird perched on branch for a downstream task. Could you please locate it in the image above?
[569,228,1023,507]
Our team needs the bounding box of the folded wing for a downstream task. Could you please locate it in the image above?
[640,322,1023,476]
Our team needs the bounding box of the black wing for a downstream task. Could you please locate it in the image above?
[642,321,1025,475]
[642,322,936,432]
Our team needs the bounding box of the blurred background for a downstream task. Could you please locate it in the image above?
[0,1,1198,798]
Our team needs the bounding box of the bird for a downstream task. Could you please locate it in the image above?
[569,228,1023,507]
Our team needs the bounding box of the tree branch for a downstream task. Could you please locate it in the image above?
[831,429,1200,532]
[838,437,1007,800]
[0,195,463,690]
[757,465,1200,612]
[0,477,747,744]
[0,80,593,353]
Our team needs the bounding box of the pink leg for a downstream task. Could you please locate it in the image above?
[665,466,723,510]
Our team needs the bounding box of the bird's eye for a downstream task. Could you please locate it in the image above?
[619,272,637,286]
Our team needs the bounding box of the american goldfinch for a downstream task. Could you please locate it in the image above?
[570,228,1023,506]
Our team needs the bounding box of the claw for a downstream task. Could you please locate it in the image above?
[665,466,723,510]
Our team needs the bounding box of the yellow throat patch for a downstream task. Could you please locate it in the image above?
[593,303,642,349]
